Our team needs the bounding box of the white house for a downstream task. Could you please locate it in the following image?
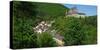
[33,20,64,46]
[33,21,55,34]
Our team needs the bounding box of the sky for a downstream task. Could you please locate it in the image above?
[63,4,97,16]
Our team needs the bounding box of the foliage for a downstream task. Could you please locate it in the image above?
[12,1,65,49]
[53,16,97,46]
[36,32,57,47]
[12,1,97,49]
[13,1,37,18]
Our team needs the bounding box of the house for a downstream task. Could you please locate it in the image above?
[33,21,55,34]
[66,7,86,18]
[33,20,65,46]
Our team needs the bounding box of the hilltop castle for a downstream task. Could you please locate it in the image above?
[66,7,86,18]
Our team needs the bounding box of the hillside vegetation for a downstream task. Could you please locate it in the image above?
[11,1,97,49]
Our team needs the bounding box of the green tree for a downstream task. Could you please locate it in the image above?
[12,1,37,18]
[63,17,85,45]
[36,32,57,47]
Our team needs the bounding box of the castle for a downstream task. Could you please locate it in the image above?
[66,7,86,18]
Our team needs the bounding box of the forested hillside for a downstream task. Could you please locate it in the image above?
[11,1,97,49]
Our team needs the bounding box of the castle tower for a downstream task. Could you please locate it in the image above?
[68,6,78,15]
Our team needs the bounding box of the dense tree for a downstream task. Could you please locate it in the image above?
[11,1,97,49]
[53,16,97,46]
[36,32,57,47]
[12,1,37,18]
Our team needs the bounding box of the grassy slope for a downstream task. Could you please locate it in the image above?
[35,2,69,17]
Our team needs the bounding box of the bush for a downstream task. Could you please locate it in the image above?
[53,16,97,46]
[36,32,57,47]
